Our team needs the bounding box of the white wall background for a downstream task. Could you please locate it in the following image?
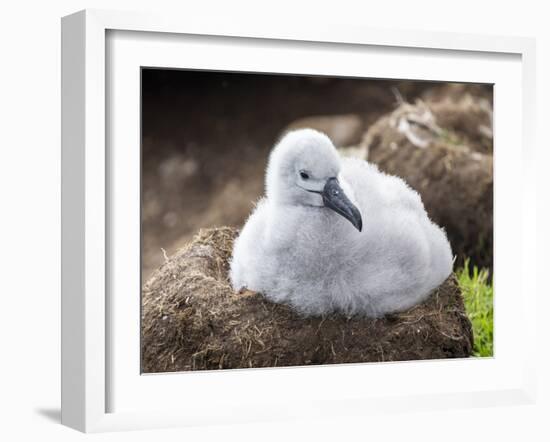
[0,1,547,440]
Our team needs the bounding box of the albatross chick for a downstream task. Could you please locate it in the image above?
[230,129,453,317]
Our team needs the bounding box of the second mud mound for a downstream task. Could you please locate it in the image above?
[360,96,493,270]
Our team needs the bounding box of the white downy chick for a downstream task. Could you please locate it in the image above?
[230,129,452,317]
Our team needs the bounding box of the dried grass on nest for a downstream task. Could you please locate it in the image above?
[142,228,473,373]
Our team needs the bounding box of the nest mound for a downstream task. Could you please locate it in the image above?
[142,228,473,373]
[360,96,493,270]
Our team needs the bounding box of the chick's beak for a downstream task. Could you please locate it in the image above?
[322,177,363,232]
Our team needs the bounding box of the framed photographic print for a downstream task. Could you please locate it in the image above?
[61,9,537,432]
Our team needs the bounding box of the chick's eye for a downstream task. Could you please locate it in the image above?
[299,171,310,180]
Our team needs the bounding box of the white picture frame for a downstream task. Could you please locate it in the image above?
[61,9,537,433]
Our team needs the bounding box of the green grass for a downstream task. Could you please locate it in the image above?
[456,260,494,357]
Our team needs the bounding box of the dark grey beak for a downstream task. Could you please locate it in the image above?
[322,178,363,232]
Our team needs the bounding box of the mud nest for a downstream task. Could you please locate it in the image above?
[359,95,493,271]
[142,227,473,373]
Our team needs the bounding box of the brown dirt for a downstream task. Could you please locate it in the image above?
[141,227,473,373]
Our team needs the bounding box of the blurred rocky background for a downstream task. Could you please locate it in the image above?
[142,69,493,280]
